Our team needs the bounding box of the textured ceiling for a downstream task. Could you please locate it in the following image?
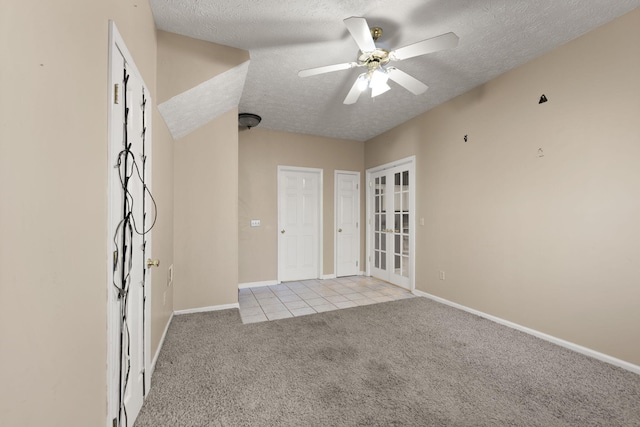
[150,0,640,142]
[158,61,249,140]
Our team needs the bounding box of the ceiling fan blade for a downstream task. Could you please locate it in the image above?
[298,62,358,78]
[371,82,391,98]
[387,68,429,95]
[390,32,459,61]
[343,78,364,105]
[344,17,376,53]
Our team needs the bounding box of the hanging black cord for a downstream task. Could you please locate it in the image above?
[116,68,130,427]
[116,148,158,236]
[141,88,147,396]
[112,67,159,427]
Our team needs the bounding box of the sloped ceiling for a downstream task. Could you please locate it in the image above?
[158,61,249,140]
[150,0,640,141]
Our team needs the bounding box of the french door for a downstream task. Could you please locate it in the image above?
[368,158,415,290]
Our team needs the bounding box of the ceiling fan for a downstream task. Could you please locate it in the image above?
[298,17,459,104]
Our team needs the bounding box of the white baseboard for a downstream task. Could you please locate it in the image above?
[321,274,337,280]
[238,280,279,289]
[150,311,173,377]
[413,289,640,375]
[174,302,240,315]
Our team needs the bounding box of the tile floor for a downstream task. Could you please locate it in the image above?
[238,276,415,324]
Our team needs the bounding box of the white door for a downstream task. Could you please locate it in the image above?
[368,158,415,290]
[278,167,322,282]
[335,171,360,277]
[107,22,152,427]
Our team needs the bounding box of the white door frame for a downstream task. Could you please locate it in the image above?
[334,170,361,277]
[277,166,323,282]
[366,156,416,291]
[107,21,152,427]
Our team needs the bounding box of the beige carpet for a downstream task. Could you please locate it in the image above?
[134,297,640,426]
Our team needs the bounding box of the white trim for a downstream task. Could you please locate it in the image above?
[174,303,240,316]
[334,170,361,279]
[321,274,337,280]
[413,289,640,375]
[150,312,173,377]
[366,155,416,174]
[277,166,323,282]
[238,280,279,289]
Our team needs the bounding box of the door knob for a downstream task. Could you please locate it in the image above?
[338,228,342,232]
[281,229,286,234]
[147,259,160,268]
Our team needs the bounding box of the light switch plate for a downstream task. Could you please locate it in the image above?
[250,219,261,227]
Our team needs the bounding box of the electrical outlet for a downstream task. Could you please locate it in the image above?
[250,219,261,227]
[439,271,446,280]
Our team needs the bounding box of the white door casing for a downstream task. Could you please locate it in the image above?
[335,171,360,277]
[366,156,415,290]
[107,21,152,427]
[278,166,322,282]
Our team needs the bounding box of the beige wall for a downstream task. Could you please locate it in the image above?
[157,30,249,103]
[366,9,640,365]
[239,128,365,284]
[173,109,240,309]
[158,34,247,310]
[0,0,174,426]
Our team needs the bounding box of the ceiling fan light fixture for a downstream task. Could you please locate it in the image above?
[238,113,262,129]
[371,82,391,98]
[370,69,388,87]
[356,73,369,91]
[370,69,390,97]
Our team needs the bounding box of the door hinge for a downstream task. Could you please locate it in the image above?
[356,260,359,267]
[114,84,119,104]
[369,181,373,188]
[356,183,359,190]
[356,222,358,228]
